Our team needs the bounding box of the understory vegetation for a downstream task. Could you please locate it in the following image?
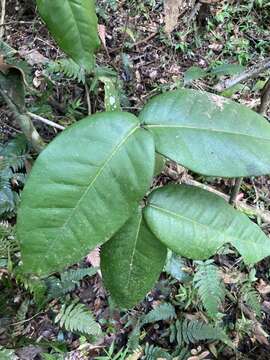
[1,1,270,359]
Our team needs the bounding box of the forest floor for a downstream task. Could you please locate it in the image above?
[1,1,270,359]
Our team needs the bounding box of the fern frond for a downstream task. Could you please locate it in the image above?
[13,298,30,336]
[172,346,190,360]
[60,267,97,293]
[15,270,47,308]
[46,267,97,299]
[47,58,86,84]
[0,135,29,172]
[241,283,261,318]
[126,346,143,360]
[142,343,171,360]
[172,319,231,347]
[0,222,18,258]
[142,303,176,325]
[193,261,225,318]
[55,301,102,336]
[0,185,18,216]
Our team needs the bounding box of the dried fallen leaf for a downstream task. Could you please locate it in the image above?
[19,47,49,66]
[98,24,107,51]
[257,279,270,295]
[164,0,184,34]
[86,247,100,268]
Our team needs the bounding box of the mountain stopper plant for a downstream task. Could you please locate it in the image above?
[17,88,270,308]
[12,0,270,308]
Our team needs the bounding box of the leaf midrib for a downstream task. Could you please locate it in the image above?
[66,0,88,58]
[145,124,270,142]
[148,203,235,244]
[126,214,142,290]
[43,124,139,260]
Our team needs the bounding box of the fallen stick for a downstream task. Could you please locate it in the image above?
[27,112,65,131]
[0,0,6,39]
[215,58,270,92]
[258,78,270,116]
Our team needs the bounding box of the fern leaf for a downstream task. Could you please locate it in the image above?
[193,261,225,318]
[15,271,47,307]
[142,343,171,360]
[142,303,176,325]
[173,319,231,347]
[47,58,86,84]
[0,135,29,172]
[0,222,18,258]
[60,267,97,293]
[241,283,261,318]
[55,301,102,336]
[13,299,30,336]
[46,267,97,299]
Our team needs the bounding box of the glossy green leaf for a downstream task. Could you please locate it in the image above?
[99,76,121,112]
[144,184,270,265]
[165,252,191,282]
[184,66,207,84]
[154,153,166,176]
[211,63,245,76]
[101,208,167,308]
[36,0,100,71]
[17,112,155,276]
[140,89,270,177]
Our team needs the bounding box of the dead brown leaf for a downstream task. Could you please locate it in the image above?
[257,279,270,295]
[164,0,185,34]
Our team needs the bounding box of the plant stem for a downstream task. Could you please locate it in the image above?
[0,89,45,152]
[229,177,243,205]
[0,0,6,39]
[258,77,270,117]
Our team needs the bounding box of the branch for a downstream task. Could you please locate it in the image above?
[229,177,243,205]
[258,78,270,116]
[215,58,270,92]
[27,112,65,131]
[0,89,45,152]
[0,0,6,39]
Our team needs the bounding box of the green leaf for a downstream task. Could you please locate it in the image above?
[154,153,166,176]
[0,63,25,112]
[165,252,191,282]
[36,0,100,72]
[17,112,155,276]
[193,261,225,318]
[142,302,176,325]
[140,89,270,177]
[101,208,167,308]
[144,184,270,265]
[184,66,207,84]
[99,76,121,112]
[173,319,232,347]
[210,63,245,76]
[55,301,102,336]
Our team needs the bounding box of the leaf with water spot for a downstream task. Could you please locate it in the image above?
[140,89,270,177]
